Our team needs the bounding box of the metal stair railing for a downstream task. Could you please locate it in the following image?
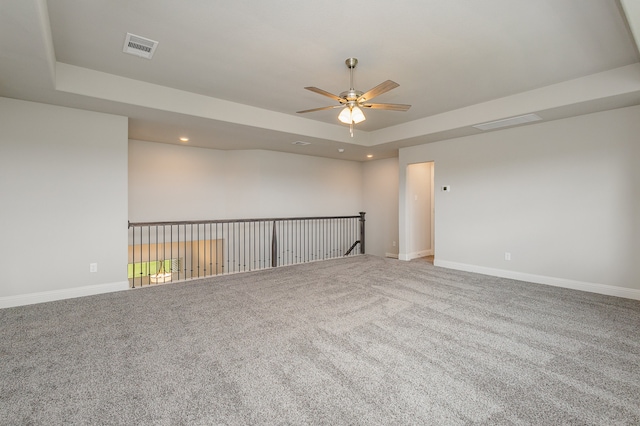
[127,212,365,288]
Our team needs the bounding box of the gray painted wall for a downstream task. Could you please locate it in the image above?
[362,157,400,257]
[0,98,128,300]
[130,140,405,260]
[399,105,640,293]
[128,140,364,221]
[405,162,433,259]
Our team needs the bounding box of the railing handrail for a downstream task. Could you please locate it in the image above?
[129,213,363,228]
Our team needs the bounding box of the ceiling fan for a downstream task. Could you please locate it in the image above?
[297,58,411,137]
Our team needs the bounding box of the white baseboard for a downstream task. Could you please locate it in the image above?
[434,260,640,301]
[399,249,433,261]
[0,281,130,309]
[385,253,399,259]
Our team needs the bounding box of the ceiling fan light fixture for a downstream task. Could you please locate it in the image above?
[338,107,352,124]
[338,106,366,124]
[351,106,366,124]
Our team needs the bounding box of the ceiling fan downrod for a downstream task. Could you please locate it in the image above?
[342,58,364,137]
[346,57,357,90]
[341,58,363,103]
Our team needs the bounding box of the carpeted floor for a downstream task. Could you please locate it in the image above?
[1,255,639,425]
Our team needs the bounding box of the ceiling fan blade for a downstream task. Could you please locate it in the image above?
[296,105,344,114]
[361,103,411,111]
[358,80,400,102]
[304,87,344,102]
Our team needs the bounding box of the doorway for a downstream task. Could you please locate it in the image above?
[405,162,435,262]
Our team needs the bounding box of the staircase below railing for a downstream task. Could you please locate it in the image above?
[127,213,365,288]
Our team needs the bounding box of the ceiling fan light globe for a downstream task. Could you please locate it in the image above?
[338,107,352,124]
[351,106,366,123]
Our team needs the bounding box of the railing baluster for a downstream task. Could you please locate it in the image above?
[131,221,135,288]
[184,224,188,279]
[225,222,229,273]
[176,225,180,280]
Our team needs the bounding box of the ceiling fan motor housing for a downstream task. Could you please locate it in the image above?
[340,90,364,102]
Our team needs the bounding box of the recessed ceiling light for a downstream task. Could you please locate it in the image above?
[179,137,189,142]
[338,148,345,153]
[367,154,373,158]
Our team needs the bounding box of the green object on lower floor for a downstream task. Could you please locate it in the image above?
[127,259,173,278]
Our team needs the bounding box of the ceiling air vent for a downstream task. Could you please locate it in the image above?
[473,113,542,131]
[292,141,311,146]
[123,33,158,59]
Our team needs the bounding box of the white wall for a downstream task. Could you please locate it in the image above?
[362,157,399,257]
[129,140,364,221]
[0,98,129,306]
[405,162,433,260]
[399,106,640,298]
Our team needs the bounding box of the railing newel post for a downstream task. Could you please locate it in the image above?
[271,220,278,268]
[359,212,366,254]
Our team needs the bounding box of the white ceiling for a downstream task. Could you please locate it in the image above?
[1,0,640,161]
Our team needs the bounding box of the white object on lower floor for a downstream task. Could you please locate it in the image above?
[149,272,172,284]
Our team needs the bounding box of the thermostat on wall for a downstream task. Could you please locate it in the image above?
[442,185,451,192]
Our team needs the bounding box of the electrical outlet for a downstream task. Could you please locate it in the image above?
[504,252,511,261]
[392,241,396,247]
[90,263,98,273]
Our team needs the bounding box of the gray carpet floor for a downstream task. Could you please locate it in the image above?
[1,255,639,425]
